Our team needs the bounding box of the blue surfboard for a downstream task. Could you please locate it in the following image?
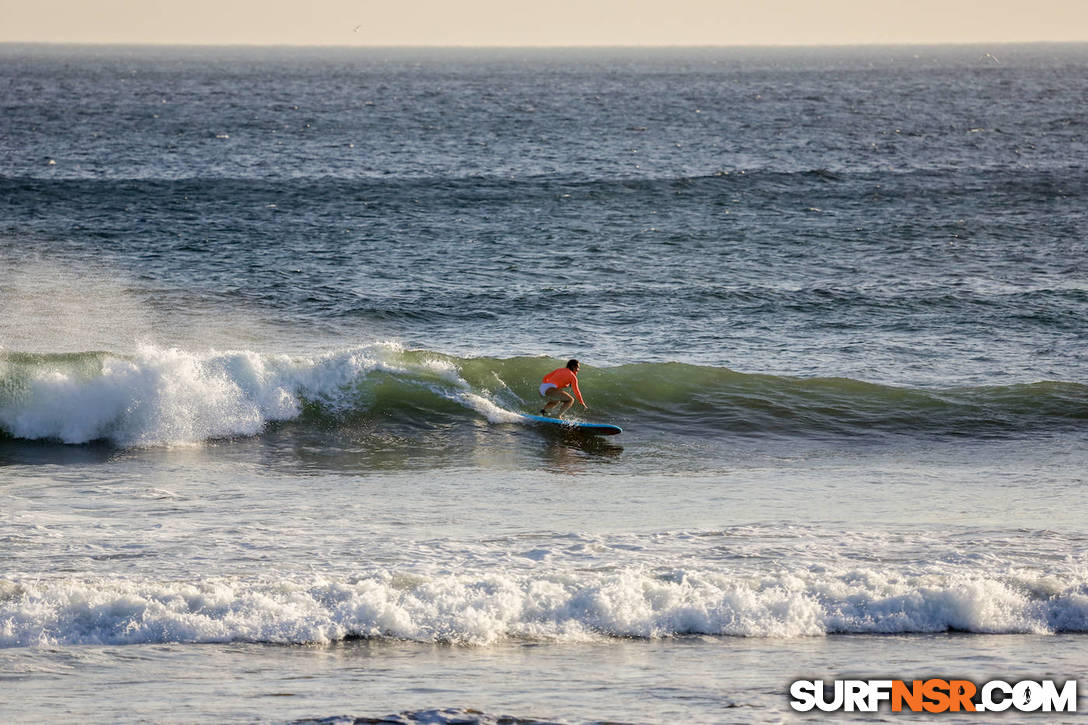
[523,414,622,436]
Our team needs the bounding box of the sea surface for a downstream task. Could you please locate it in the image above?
[1,43,1087,723]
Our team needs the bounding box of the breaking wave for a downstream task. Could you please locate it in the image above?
[0,344,1083,446]
[3,565,1087,648]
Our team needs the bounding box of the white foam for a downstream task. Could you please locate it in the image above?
[2,567,1085,648]
[0,343,526,446]
[414,354,525,424]
[453,391,525,424]
[1,346,306,446]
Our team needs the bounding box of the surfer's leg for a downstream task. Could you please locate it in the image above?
[557,397,574,416]
[542,390,563,413]
[543,389,574,417]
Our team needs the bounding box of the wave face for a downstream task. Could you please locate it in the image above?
[3,566,1086,648]
[0,345,1083,446]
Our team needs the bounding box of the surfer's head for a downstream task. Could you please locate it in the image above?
[566,359,580,372]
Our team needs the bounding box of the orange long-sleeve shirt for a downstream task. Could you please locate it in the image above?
[542,367,584,405]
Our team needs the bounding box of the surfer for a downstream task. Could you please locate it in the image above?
[539,359,587,418]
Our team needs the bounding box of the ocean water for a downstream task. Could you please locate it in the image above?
[1,43,1087,723]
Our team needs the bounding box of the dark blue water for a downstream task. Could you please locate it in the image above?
[3,44,1086,386]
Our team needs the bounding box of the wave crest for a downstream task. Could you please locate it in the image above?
[1,345,1084,446]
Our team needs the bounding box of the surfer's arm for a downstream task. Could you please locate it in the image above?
[571,377,586,406]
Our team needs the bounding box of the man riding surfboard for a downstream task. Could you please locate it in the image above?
[539,359,587,419]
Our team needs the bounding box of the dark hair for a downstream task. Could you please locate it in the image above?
[566,359,580,371]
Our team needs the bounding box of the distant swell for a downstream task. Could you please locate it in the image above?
[0,345,1084,446]
[2,567,1087,648]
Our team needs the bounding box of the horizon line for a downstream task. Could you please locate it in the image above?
[3,39,1087,50]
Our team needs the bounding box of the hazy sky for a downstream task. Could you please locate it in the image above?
[2,0,1087,46]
